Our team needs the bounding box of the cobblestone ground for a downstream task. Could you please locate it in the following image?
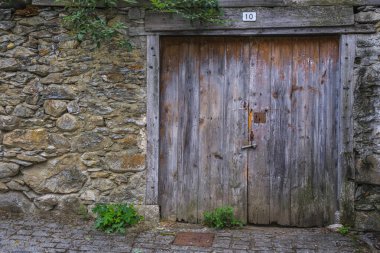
[0,216,370,253]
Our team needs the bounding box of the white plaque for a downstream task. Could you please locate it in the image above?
[242,12,257,22]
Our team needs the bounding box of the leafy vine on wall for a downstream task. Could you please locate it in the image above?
[57,0,223,47]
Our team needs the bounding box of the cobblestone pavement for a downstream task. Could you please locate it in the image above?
[0,216,370,253]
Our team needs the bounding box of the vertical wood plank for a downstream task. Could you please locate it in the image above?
[198,38,212,221]
[146,35,160,205]
[176,38,200,223]
[338,34,356,224]
[209,38,228,212]
[290,37,330,226]
[306,38,324,226]
[317,37,340,225]
[198,37,228,221]
[240,38,250,223]
[247,38,271,224]
[319,38,331,225]
[302,37,315,226]
[290,38,307,226]
[324,37,340,225]
[225,37,248,222]
[291,37,326,227]
[159,37,179,221]
[269,38,292,226]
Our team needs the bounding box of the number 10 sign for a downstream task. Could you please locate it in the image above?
[242,12,257,22]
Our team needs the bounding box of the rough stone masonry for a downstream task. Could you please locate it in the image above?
[0,3,149,218]
[0,1,379,232]
[353,5,380,232]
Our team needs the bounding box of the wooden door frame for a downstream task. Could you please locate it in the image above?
[145,32,357,223]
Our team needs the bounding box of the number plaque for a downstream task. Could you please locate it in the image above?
[242,12,257,22]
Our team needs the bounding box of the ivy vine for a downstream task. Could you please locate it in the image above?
[58,0,223,48]
[151,0,222,24]
[57,0,134,48]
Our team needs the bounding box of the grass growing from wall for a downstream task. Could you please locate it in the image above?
[58,0,223,47]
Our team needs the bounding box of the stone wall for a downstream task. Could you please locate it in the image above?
[0,2,379,231]
[0,5,148,217]
[353,6,380,231]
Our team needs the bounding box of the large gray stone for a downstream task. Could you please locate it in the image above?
[0,21,15,30]
[84,116,104,130]
[44,100,67,117]
[0,115,19,131]
[0,9,12,21]
[9,47,36,58]
[22,154,87,194]
[5,180,29,191]
[356,155,380,185]
[58,40,79,49]
[135,205,159,223]
[18,16,45,27]
[0,192,35,213]
[55,195,82,213]
[0,162,20,178]
[12,104,35,118]
[104,151,145,173]
[34,194,82,213]
[56,113,79,132]
[80,152,102,167]
[27,65,50,77]
[3,129,49,151]
[34,194,58,211]
[72,132,112,152]
[355,211,380,231]
[106,171,145,203]
[355,11,380,23]
[67,101,80,114]
[48,133,71,149]
[41,85,75,100]
[22,79,43,95]
[40,73,63,85]
[80,190,97,202]
[16,153,47,163]
[0,182,8,193]
[0,58,19,71]
[90,178,116,192]
[0,34,23,44]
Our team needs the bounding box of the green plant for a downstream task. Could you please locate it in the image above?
[57,0,135,48]
[58,0,223,47]
[151,0,223,24]
[337,225,350,235]
[92,203,143,234]
[203,206,243,229]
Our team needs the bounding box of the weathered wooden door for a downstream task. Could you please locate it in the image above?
[159,36,339,227]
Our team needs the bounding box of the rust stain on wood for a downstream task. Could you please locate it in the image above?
[248,109,253,132]
[254,112,267,124]
[173,232,215,247]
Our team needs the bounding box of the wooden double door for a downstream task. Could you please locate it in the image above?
[159,36,340,227]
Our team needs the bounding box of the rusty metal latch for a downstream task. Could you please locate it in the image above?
[242,142,257,150]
